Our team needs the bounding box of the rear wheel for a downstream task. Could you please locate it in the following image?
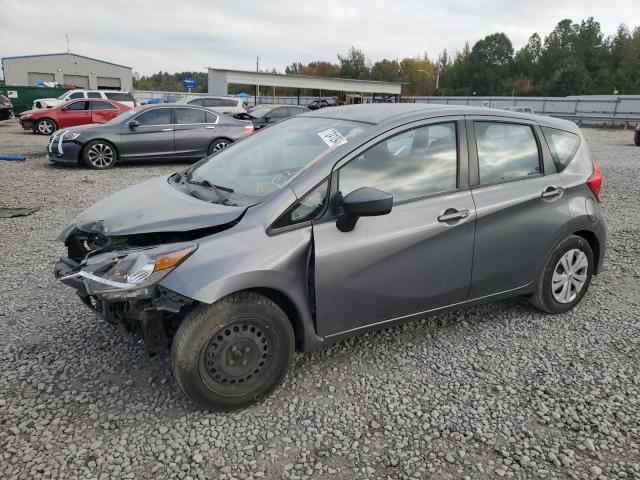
[171,292,294,410]
[83,140,118,169]
[208,138,231,155]
[35,118,56,135]
[530,235,594,313]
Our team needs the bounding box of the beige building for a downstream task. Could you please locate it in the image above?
[1,52,132,91]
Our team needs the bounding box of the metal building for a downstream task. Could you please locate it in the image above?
[1,52,133,91]
[208,68,401,101]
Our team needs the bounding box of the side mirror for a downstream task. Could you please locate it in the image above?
[337,187,393,232]
[60,107,68,112]
[128,120,140,130]
[263,115,272,122]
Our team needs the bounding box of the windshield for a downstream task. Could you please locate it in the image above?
[57,92,70,100]
[188,117,369,205]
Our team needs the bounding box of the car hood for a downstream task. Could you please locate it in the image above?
[65,175,245,237]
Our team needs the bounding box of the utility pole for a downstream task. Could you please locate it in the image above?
[65,34,70,53]
[255,56,260,106]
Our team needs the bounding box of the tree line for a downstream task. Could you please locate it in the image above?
[134,17,640,97]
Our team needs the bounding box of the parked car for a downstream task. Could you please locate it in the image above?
[235,104,308,129]
[54,104,605,409]
[46,104,254,169]
[33,89,138,110]
[635,125,639,146]
[0,94,14,121]
[307,99,332,110]
[177,96,246,115]
[20,98,131,135]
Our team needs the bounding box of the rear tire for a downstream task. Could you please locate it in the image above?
[529,235,594,314]
[171,292,294,410]
[83,140,118,169]
[35,118,56,135]
[208,138,231,155]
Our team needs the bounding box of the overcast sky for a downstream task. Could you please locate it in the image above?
[1,0,638,78]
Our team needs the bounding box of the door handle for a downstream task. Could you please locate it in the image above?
[438,208,470,223]
[541,186,563,199]
[205,126,216,129]
[161,128,174,132]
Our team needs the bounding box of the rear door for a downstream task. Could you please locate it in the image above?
[119,107,175,159]
[466,117,570,298]
[313,118,476,337]
[90,100,121,124]
[57,100,91,128]
[173,107,215,158]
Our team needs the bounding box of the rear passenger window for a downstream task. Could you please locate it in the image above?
[105,92,134,102]
[475,122,541,184]
[205,112,218,124]
[542,127,580,172]
[87,92,101,99]
[175,108,206,124]
[220,99,237,107]
[189,99,204,106]
[91,101,117,110]
[68,92,84,99]
[204,98,222,107]
[339,122,458,203]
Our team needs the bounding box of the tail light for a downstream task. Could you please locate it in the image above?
[244,125,255,135]
[586,159,602,202]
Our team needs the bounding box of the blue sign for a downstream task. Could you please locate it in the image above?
[183,78,197,89]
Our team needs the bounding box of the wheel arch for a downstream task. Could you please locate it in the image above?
[572,229,602,274]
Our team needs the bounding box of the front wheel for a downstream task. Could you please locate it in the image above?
[171,293,294,410]
[83,140,118,169]
[208,138,231,155]
[529,235,594,313]
[35,118,57,135]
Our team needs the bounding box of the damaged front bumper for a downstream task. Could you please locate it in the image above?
[54,241,198,354]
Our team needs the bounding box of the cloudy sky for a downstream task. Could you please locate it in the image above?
[1,0,638,78]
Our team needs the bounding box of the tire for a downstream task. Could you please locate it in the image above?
[83,140,118,169]
[208,138,231,155]
[634,133,640,147]
[35,118,57,135]
[529,235,594,314]
[171,292,294,410]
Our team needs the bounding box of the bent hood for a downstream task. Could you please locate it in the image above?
[66,175,245,237]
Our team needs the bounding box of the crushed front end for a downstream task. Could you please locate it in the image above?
[54,227,198,354]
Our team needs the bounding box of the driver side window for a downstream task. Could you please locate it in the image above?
[339,122,458,203]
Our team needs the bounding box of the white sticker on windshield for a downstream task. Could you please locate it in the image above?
[317,128,348,148]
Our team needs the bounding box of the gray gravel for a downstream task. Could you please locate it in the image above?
[1,119,639,479]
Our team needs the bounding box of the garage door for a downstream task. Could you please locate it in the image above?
[63,74,89,88]
[27,72,55,85]
[97,76,121,89]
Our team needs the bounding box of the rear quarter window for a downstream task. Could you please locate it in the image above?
[541,127,580,173]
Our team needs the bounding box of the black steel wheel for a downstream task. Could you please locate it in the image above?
[172,292,294,410]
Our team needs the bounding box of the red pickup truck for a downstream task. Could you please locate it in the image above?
[20,98,131,135]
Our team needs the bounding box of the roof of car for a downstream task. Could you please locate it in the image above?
[301,103,580,132]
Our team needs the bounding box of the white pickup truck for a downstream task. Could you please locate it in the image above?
[33,90,137,109]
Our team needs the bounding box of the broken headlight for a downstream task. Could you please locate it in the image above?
[62,242,197,300]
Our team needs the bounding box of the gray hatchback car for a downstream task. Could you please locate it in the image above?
[55,104,606,409]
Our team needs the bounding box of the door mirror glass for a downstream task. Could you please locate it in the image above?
[337,187,393,232]
[128,120,140,130]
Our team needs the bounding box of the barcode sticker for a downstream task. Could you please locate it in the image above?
[317,128,348,148]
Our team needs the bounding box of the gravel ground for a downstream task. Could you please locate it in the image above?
[0,119,639,480]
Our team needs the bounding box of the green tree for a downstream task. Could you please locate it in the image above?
[468,33,514,95]
[338,47,369,79]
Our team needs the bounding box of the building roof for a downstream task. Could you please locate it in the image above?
[209,68,401,95]
[1,52,131,69]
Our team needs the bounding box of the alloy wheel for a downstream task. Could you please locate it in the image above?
[551,248,589,304]
[213,141,229,152]
[87,143,114,168]
[38,120,54,135]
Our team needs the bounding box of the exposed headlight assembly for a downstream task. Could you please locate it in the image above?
[61,242,197,300]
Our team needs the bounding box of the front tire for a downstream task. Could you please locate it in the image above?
[529,235,594,313]
[171,292,294,410]
[83,140,118,169]
[35,118,57,135]
[208,138,231,155]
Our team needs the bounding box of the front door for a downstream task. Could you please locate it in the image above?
[57,100,91,129]
[119,107,175,159]
[313,119,476,337]
[466,118,570,298]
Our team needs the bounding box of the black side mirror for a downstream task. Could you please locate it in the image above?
[263,115,272,122]
[337,187,393,232]
[128,120,140,130]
